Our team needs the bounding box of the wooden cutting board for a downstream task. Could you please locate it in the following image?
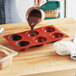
[0,18,76,76]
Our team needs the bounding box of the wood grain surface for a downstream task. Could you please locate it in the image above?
[0,18,76,76]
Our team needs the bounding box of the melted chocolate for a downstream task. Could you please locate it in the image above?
[27,9,41,36]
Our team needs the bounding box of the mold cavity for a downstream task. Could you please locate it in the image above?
[9,35,22,41]
[17,41,29,47]
[52,33,63,38]
[27,31,39,36]
[44,27,55,32]
[35,37,47,42]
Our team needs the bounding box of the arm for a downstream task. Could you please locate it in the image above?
[34,0,46,7]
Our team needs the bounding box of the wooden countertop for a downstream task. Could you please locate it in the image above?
[0,18,76,76]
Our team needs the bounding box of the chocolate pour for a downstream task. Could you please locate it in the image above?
[27,9,41,36]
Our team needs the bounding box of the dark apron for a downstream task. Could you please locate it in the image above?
[0,0,5,24]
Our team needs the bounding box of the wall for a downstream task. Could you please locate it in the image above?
[66,0,76,20]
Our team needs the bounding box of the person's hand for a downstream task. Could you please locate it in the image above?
[34,0,46,7]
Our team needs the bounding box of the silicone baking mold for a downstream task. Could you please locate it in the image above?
[4,25,68,50]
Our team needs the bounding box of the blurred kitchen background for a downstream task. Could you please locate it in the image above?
[0,0,76,24]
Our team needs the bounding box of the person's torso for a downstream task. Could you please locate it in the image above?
[5,0,34,24]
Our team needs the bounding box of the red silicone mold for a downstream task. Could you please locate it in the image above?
[4,25,68,50]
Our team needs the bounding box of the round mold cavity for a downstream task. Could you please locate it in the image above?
[26,31,39,37]
[44,27,55,32]
[9,35,22,41]
[52,33,64,38]
[16,41,30,47]
[35,37,47,42]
